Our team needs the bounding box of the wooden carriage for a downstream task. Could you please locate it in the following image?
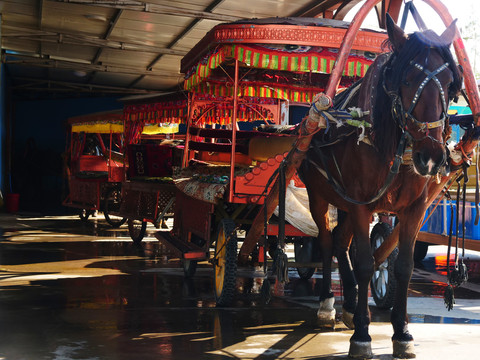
[63,110,127,227]
[118,93,187,242]
[153,17,389,305]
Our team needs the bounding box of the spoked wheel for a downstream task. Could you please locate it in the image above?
[370,222,397,309]
[79,209,92,222]
[104,188,127,228]
[294,237,316,280]
[128,219,147,244]
[214,219,237,307]
[183,259,197,278]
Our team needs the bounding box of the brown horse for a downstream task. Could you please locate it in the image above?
[299,16,462,359]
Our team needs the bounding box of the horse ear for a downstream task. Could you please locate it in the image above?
[440,19,458,46]
[386,13,407,52]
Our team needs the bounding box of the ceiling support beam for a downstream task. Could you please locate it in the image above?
[128,0,226,88]
[332,0,363,20]
[291,0,342,18]
[11,77,155,94]
[92,9,123,64]
[53,0,241,22]
[89,9,124,84]
[2,25,187,56]
[4,54,180,78]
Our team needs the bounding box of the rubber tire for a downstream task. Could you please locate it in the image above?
[128,219,147,244]
[104,188,127,228]
[79,209,92,222]
[214,219,238,307]
[370,222,397,310]
[414,241,429,262]
[294,237,316,280]
[183,259,197,278]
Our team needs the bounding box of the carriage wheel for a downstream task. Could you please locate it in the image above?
[183,259,197,278]
[370,222,397,309]
[214,219,237,307]
[294,237,316,280]
[79,209,92,222]
[104,188,127,228]
[128,219,147,244]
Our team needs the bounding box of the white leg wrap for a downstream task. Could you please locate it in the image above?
[317,297,336,327]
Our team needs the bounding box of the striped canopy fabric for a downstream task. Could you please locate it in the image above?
[184,43,376,102]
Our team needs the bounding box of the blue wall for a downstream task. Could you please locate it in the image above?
[11,96,122,213]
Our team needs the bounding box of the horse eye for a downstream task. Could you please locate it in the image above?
[403,80,410,86]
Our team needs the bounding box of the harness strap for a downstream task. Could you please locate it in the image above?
[445,168,470,310]
[405,62,449,132]
[310,132,407,205]
[408,62,449,116]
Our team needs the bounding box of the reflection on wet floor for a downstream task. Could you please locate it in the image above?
[1,214,480,359]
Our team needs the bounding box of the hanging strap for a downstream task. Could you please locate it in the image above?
[400,0,427,31]
[444,168,470,310]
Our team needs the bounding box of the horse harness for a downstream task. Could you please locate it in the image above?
[307,55,452,205]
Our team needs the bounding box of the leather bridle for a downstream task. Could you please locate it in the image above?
[384,60,451,144]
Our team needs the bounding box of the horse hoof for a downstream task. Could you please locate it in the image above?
[393,340,416,359]
[342,307,355,330]
[317,313,336,328]
[349,340,373,359]
[317,297,336,328]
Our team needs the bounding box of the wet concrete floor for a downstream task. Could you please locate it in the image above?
[1,213,480,359]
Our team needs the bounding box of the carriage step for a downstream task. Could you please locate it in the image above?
[155,232,207,260]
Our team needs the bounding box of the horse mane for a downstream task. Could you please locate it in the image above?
[372,30,463,159]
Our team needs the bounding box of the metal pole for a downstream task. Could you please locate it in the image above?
[182,92,193,168]
[228,59,239,203]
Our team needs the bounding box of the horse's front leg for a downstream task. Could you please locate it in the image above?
[348,208,374,359]
[311,202,336,327]
[332,211,357,329]
[390,210,425,359]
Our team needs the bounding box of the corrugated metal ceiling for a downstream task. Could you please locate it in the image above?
[0,0,390,98]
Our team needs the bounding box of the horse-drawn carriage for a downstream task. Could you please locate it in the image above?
[63,110,127,227]
[117,93,187,242]
[154,14,388,305]
[154,0,480,358]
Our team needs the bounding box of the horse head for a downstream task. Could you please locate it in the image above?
[381,14,463,176]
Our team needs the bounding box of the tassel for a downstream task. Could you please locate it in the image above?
[449,262,469,287]
[444,284,455,311]
[261,278,271,305]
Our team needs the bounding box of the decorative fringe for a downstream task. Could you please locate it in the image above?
[450,262,469,287]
